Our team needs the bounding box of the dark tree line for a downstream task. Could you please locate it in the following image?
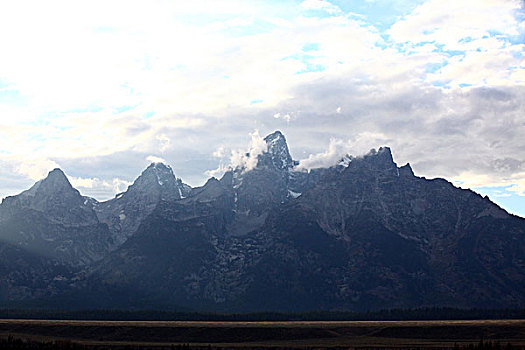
[0,335,198,350]
[2,335,524,350]
[455,340,521,350]
[0,307,524,321]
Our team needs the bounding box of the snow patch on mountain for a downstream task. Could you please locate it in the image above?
[288,190,301,198]
[338,155,353,168]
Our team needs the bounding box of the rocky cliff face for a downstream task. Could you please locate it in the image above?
[247,147,522,311]
[94,162,191,247]
[83,133,524,312]
[0,169,111,302]
[0,131,523,311]
[0,169,112,266]
[0,169,98,225]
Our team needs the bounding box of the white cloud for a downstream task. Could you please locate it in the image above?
[70,176,132,199]
[388,0,521,46]
[146,156,167,164]
[0,0,523,214]
[205,146,230,178]
[296,138,347,170]
[204,163,231,179]
[427,41,524,87]
[213,146,226,158]
[300,0,343,14]
[111,178,133,194]
[453,171,525,197]
[69,176,98,189]
[230,130,268,171]
[16,158,60,181]
[273,112,293,122]
[507,177,525,197]
[297,132,391,170]
[156,134,171,152]
[388,0,524,88]
[205,130,269,177]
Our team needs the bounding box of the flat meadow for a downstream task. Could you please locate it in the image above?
[0,319,524,349]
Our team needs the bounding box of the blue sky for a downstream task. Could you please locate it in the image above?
[0,0,524,217]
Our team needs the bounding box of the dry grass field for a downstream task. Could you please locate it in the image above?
[0,319,524,349]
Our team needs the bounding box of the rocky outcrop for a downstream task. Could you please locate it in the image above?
[94,162,191,247]
[0,169,112,266]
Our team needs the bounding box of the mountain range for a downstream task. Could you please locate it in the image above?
[0,131,523,312]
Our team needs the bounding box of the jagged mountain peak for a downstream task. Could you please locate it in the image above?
[0,166,100,227]
[260,130,293,170]
[16,168,75,201]
[94,161,190,247]
[142,162,175,178]
[264,130,285,142]
[399,163,414,177]
[130,162,178,190]
[105,161,191,204]
[2,135,524,312]
[145,161,173,172]
[40,168,74,189]
[191,177,227,200]
[365,146,392,158]
[358,146,396,170]
[47,167,68,179]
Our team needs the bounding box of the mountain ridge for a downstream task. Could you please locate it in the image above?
[0,131,523,311]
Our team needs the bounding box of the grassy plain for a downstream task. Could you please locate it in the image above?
[0,319,524,349]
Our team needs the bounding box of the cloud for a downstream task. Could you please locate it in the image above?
[296,132,391,170]
[300,0,343,14]
[296,138,347,170]
[70,176,132,199]
[387,0,524,88]
[205,129,269,177]
[508,181,525,197]
[453,170,525,198]
[388,0,521,46]
[146,156,167,164]
[230,130,268,171]
[273,112,293,122]
[0,0,523,215]
[204,163,231,179]
[156,134,171,152]
[16,158,60,181]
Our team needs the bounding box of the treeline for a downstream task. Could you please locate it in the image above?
[0,307,524,321]
[0,335,197,349]
[0,336,81,350]
[1,336,524,350]
[455,340,521,350]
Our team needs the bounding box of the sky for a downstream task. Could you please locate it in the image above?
[0,0,524,217]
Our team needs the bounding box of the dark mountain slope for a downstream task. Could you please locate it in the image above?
[256,147,524,310]
[0,131,523,311]
[85,177,234,310]
[0,241,75,305]
[0,169,112,266]
[80,135,524,312]
[95,162,191,247]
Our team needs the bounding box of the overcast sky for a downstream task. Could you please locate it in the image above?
[0,0,524,217]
